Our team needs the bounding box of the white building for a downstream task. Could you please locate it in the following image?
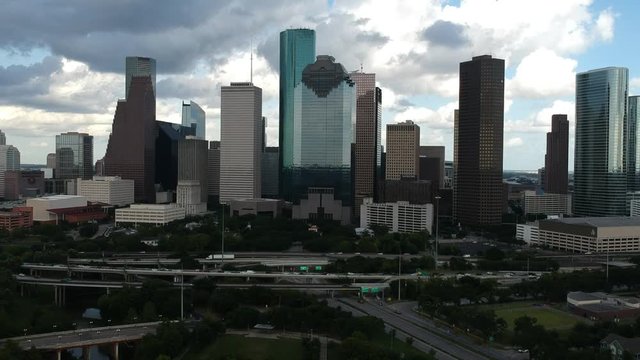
[176,180,207,216]
[0,145,20,198]
[77,176,134,207]
[115,204,185,226]
[360,198,433,234]
[220,82,262,203]
[516,223,540,245]
[522,191,572,216]
[26,195,88,222]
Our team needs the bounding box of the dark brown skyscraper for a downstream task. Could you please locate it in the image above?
[544,114,569,194]
[454,55,505,226]
[104,76,156,203]
[350,72,382,210]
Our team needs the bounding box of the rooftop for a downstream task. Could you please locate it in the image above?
[546,216,640,228]
[30,195,86,201]
[568,291,605,302]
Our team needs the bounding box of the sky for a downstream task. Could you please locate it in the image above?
[0,0,639,170]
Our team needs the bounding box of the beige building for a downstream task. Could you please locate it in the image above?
[26,195,88,222]
[176,180,207,215]
[77,176,134,207]
[522,191,572,216]
[115,203,185,226]
[360,197,433,234]
[386,120,419,180]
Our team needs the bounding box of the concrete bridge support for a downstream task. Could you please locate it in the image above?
[53,286,66,307]
[82,346,91,360]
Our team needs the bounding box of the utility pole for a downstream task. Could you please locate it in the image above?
[434,195,441,270]
[398,248,402,301]
[180,267,184,321]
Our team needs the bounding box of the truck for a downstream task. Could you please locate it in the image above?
[206,254,235,260]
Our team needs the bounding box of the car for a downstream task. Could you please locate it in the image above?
[517,349,529,353]
[17,273,26,277]
[377,252,384,255]
[354,252,361,255]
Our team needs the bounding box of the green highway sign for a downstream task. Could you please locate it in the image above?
[362,287,370,293]
[300,266,308,271]
[315,266,322,271]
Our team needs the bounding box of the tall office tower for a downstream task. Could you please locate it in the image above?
[630,96,640,191]
[125,56,156,99]
[261,117,267,152]
[386,121,420,180]
[351,72,382,210]
[220,83,262,203]
[419,146,445,190]
[544,114,569,194]
[178,137,208,203]
[285,55,356,215]
[279,28,316,199]
[181,101,206,140]
[538,167,546,190]
[46,153,56,169]
[155,121,195,192]
[94,158,105,176]
[574,67,629,217]
[104,76,156,203]
[0,145,20,198]
[207,141,220,202]
[0,130,5,145]
[455,55,505,226]
[453,109,459,218]
[55,132,93,180]
[262,147,279,198]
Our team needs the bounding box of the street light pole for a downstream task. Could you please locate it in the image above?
[398,248,402,301]
[221,203,225,268]
[434,195,441,270]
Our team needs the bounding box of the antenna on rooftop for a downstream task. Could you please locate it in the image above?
[250,36,253,84]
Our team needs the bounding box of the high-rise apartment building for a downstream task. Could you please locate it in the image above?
[220,83,262,203]
[0,145,20,199]
[386,121,420,180]
[455,55,505,226]
[125,56,156,99]
[104,76,156,203]
[279,29,316,199]
[544,114,569,194]
[178,137,208,203]
[351,72,382,209]
[181,101,206,140]
[55,132,93,180]
[574,67,628,217]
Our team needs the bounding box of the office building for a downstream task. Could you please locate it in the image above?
[293,187,351,224]
[380,179,431,205]
[360,198,433,234]
[46,153,56,169]
[207,141,220,202]
[229,198,283,218]
[386,121,420,181]
[0,145,20,199]
[420,146,445,190]
[452,109,459,217]
[55,132,93,180]
[455,55,505,226]
[178,137,208,203]
[629,96,640,191]
[95,158,105,176]
[0,130,5,146]
[544,114,569,194]
[279,28,316,199]
[522,190,572,216]
[77,176,134,207]
[351,71,382,210]
[115,203,185,226]
[181,100,206,140]
[125,56,156,99]
[220,82,262,203]
[574,67,629,216]
[261,147,279,198]
[155,121,195,193]
[176,180,207,215]
[4,170,45,200]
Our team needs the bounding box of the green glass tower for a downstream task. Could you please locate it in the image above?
[279,28,316,200]
[574,67,629,216]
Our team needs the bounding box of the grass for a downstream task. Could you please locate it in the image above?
[185,335,304,360]
[481,302,582,331]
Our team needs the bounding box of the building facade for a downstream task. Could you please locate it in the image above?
[115,203,185,226]
[0,145,20,199]
[176,180,207,215]
[125,56,156,99]
[55,132,93,180]
[574,67,629,216]
[77,176,134,207]
[455,55,505,226]
[178,137,208,203]
[207,141,220,202]
[4,170,45,200]
[386,121,420,181]
[420,146,445,190]
[155,121,195,194]
[522,190,572,216]
[229,198,283,218]
[220,82,262,203]
[279,28,316,199]
[181,100,206,140]
[261,147,279,198]
[26,195,88,222]
[360,198,433,234]
[544,114,569,194]
[0,208,33,231]
[629,96,640,192]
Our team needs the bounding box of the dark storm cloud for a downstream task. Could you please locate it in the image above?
[0,56,60,86]
[421,20,469,48]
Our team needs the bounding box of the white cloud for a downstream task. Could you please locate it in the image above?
[508,49,577,99]
[505,137,524,147]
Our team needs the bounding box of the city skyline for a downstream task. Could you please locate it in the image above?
[0,0,638,170]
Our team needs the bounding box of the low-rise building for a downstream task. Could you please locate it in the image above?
[293,188,351,225]
[568,291,640,321]
[26,195,89,223]
[229,198,282,218]
[0,207,33,230]
[77,176,134,207]
[522,190,572,216]
[115,204,185,226]
[360,198,433,234]
[600,334,640,360]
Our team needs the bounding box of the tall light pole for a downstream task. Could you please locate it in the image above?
[221,203,225,267]
[434,195,441,270]
[398,247,402,301]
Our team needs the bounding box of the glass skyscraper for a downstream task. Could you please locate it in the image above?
[283,55,356,206]
[279,28,316,199]
[55,132,93,180]
[574,67,629,216]
[629,96,640,192]
[181,100,206,140]
[126,56,156,99]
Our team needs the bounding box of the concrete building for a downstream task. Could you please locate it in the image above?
[0,207,33,231]
[176,180,207,215]
[26,195,89,222]
[115,203,185,226]
[380,179,431,205]
[207,141,220,202]
[522,190,572,216]
[4,170,45,200]
[0,130,5,145]
[515,223,540,245]
[178,137,208,203]
[229,198,283,218]
[55,132,93,180]
[77,176,134,207]
[386,121,420,181]
[220,82,262,203]
[0,145,20,199]
[455,55,505,226]
[293,187,351,225]
[360,198,433,234]
[181,100,206,140]
[46,153,56,169]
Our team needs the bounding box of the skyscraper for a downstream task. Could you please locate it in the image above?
[350,72,382,210]
[181,101,206,140]
[386,121,420,180]
[104,76,156,203]
[125,57,156,99]
[455,55,505,226]
[630,96,640,192]
[207,141,220,203]
[544,114,569,194]
[279,28,316,199]
[0,130,5,146]
[419,145,445,190]
[0,145,20,199]
[574,67,629,216]
[55,132,93,180]
[46,153,56,169]
[220,82,262,203]
[178,137,208,203]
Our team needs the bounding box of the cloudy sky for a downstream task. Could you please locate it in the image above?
[0,0,638,170]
